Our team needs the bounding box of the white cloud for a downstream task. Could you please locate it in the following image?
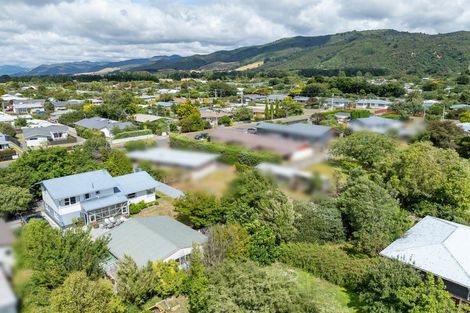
[1,0,470,66]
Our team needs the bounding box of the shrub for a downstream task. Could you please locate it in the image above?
[278,243,376,289]
[129,200,155,215]
[170,134,281,165]
[124,139,156,152]
[113,129,152,140]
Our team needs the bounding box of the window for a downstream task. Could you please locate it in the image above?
[127,193,136,199]
[146,188,154,195]
[63,196,76,206]
[96,191,100,195]
[85,193,90,200]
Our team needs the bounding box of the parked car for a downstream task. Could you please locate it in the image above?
[194,132,209,140]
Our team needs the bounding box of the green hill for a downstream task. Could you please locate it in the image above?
[135,29,470,75]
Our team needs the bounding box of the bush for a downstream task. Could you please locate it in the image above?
[113,129,152,140]
[76,126,105,139]
[124,139,156,152]
[129,200,155,215]
[278,243,376,289]
[170,134,281,165]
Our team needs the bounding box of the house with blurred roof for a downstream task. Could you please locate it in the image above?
[255,122,332,146]
[349,116,403,134]
[128,147,219,180]
[40,170,182,228]
[74,117,133,138]
[381,216,470,303]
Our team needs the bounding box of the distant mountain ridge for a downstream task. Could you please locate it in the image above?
[0,65,28,76]
[9,30,470,76]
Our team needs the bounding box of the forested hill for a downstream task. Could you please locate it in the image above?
[134,29,470,75]
[16,29,470,76]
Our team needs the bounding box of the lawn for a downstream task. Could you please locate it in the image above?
[293,268,358,313]
[173,166,236,197]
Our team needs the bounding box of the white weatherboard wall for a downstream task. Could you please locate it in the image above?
[128,190,156,204]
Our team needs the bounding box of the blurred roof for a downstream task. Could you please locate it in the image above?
[128,148,218,168]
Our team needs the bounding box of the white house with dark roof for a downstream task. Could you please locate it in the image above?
[324,97,350,108]
[381,216,470,302]
[74,117,133,138]
[22,124,69,148]
[40,169,179,228]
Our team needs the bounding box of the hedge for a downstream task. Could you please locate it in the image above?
[169,134,282,166]
[278,243,377,290]
[113,129,152,139]
[129,200,157,215]
[0,148,16,161]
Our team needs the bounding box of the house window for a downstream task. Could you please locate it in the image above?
[63,196,76,206]
[146,189,154,195]
[85,193,90,200]
[127,193,136,199]
[96,191,100,196]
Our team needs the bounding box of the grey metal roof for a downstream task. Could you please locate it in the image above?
[22,125,68,139]
[51,101,68,108]
[156,102,175,107]
[74,117,132,131]
[267,94,289,101]
[381,216,470,289]
[114,171,160,195]
[81,193,128,212]
[128,148,218,169]
[256,122,332,139]
[356,99,391,105]
[41,169,118,200]
[106,216,207,267]
[349,116,402,129]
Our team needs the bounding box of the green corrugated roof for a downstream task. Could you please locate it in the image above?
[106,216,207,267]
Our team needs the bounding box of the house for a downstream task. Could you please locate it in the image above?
[22,125,70,148]
[12,99,45,114]
[128,148,219,180]
[381,216,470,303]
[74,117,133,138]
[293,96,310,103]
[349,116,403,134]
[0,112,16,125]
[134,114,164,123]
[244,94,267,103]
[267,94,289,102]
[139,95,157,102]
[199,110,230,128]
[89,98,103,105]
[1,93,27,102]
[105,216,207,271]
[210,128,313,161]
[423,100,440,109]
[40,170,163,228]
[255,122,332,146]
[256,162,314,190]
[0,270,17,313]
[355,99,391,109]
[0,133,11,151]
[156,101,176,108]
[457,123,470,133]
[324,98,350,108]
[0,219,15,277]
[334,112,351,123]
[450,104,470,111]
[49,109,75,122]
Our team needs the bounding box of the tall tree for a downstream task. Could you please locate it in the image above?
[104,150,133,176]
[187,245,208,313]
[338,175,408,255]
[49,272,125,313]
[0,184,32,217]
[174,191,223,229]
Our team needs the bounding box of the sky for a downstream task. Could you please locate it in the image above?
[1,0,470,67]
